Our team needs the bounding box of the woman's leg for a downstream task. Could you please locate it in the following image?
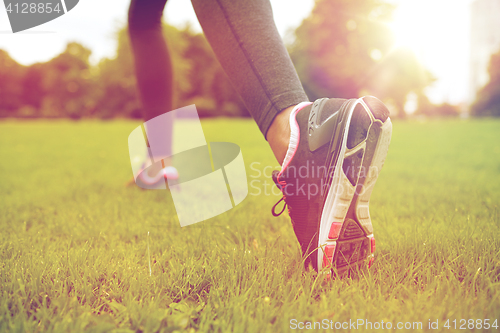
[190,0,309,163]
[128,0,173,163]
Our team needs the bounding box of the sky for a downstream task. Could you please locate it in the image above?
[0,0,475,105]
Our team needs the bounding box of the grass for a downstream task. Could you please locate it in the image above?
[0,118,499,332]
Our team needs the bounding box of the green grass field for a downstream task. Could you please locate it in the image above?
[1,118,499,332]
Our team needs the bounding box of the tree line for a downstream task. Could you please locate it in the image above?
[0,24,246,119]
[1,0,496,119]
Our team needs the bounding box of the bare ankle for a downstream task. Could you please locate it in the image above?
[267,105,296,165]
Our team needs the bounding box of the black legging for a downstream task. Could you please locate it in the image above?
[128,0,308,139]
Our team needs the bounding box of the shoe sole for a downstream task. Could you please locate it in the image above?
[317,96,392,276]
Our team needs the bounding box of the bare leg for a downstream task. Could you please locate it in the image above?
[266,105,295,164]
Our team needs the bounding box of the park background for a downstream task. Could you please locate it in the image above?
[1,0,499,332]
[1,0,500,119]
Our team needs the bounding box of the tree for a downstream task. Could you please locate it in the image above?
[364,47,434,118]
[42,42,95,118]
[1,23,248,119]
[95,28,143,119]
[290,0,434,118]
[290,0,395,100]
[181,28,247,117]
[471,48,500,117]
[0,50,25,117]
[21,63,45,113]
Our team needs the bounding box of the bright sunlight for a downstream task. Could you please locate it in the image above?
[388,0,473,104]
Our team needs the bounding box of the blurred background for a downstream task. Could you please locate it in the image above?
[0,0,499,119]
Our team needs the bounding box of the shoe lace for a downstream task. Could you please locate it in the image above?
[272,196,287,217]
[271,170,289,217]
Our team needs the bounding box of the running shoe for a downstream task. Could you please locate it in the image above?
[128,160,179,189]
[272,96,392,276]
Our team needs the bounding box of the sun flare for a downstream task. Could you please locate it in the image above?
[388,0,472,104]
[388,1,443,59]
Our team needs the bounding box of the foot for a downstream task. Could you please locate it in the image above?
[127,160,179,189]
[271,96,392,276]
